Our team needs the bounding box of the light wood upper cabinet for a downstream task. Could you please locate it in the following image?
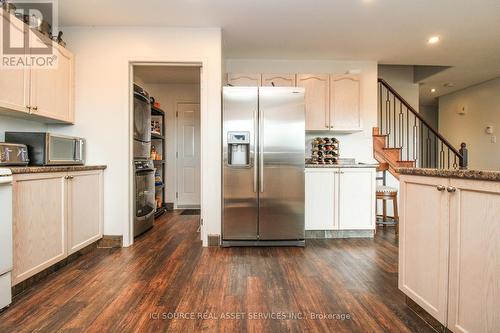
[227,73,261,87]
[0,13,74,123]
[12,173,67,285]
[330,74,361,131]
[447,179,500,333]
[12,170,104,285]
[67,170,103,255]
[30,43,74,123]
[261,74,296,87]
[0,13,29,114]
[296,74,330,131]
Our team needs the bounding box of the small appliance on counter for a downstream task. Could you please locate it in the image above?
[310,137,339,165]
[5,132,85,166]
[0,142,29,166]
[0,168,13,310]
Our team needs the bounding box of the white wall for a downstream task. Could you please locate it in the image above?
[49,27,222,246]
[139,83,200,205]
[439,78,500,171]
[226,59,378,164]
[0,116,47,140]
[378,65,419,111]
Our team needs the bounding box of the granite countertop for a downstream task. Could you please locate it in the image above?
[8,165,107,174]
[397,168,500,182]
[306,163,379,169]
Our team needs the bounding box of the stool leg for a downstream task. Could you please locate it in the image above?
[393,195,399,236]
[382,199,387,227]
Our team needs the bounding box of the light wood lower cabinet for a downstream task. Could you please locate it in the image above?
[447,179,500,333]
[399,175,450,324]
[400,175,500,332]
[12,173,67,285]
[305,168,375,231]
[12,170,103,285]
[67,170,103,255]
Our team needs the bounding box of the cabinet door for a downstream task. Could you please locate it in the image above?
[330,74,361,131]
[448,179,500,333]
[12,173,67,285]
[67,170,103,255]
[305,170,336,230]
[30,42,74,123]
[399,175,450,325]
[261,74,296,87]
[337,168,375,230]
[296,74,330,131]
[0,13,29,114]
[226,73,261,87]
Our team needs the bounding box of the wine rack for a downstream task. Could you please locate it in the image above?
[310,137,339,165]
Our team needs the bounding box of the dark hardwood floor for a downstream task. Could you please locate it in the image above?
[0,212,432,333]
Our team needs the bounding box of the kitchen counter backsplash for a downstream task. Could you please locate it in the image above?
[9,165,107,174]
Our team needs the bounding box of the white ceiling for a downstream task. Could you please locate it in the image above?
[134,66,200,84]
[60,0,500,96]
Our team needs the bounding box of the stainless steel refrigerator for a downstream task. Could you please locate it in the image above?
[222,86,305,246]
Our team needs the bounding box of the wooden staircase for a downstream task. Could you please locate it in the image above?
[372,127,415,179]
[374,78,468,178]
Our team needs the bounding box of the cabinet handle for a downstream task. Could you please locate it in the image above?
[446,186,456,193]
[436,185,445,191]
[65,175,74,180]
[26,105,31,110]
[32,106,38,111]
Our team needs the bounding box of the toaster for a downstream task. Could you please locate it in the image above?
[0,142,29,166]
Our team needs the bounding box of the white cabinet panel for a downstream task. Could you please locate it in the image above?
[227,73,261,87]
[337,168,375,230]
[67,171,103,255]
[305,170,336,230]
[399,175,450,325]
[296,74,330,131]
[261,74,296,87]
[330,75,361,131]
[448,179,500,333]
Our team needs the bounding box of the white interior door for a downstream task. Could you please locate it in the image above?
[176,103,201,208]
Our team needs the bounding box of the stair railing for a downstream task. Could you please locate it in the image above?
[378,78,467,170]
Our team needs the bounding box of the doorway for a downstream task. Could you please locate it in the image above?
[131,64,202,238]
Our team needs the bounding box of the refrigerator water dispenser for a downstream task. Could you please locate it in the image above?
[227,131,250,166]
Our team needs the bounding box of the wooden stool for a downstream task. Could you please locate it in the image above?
[375,163,399,235]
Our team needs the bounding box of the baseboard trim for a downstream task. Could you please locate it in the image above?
[207,234,220,247]
[97,235,123,248]
[405,296,451,333]
[12,241,98,298]
[305,230,375,239]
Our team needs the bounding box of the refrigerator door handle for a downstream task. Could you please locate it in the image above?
[259,108,264,193]
[253,108,258,193]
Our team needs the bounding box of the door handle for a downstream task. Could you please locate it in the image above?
[259,108,264,193]
[446,186,456,193]
[436,185,446,191]
[253,109,258,193]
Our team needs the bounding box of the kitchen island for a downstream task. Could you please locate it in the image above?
[398,167,500,332]
[305,162,378,238]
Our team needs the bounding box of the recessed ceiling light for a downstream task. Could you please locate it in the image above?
[428,36,440,44]
[430,88,437,93]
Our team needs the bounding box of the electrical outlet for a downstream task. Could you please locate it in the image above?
[491,135,497,144]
